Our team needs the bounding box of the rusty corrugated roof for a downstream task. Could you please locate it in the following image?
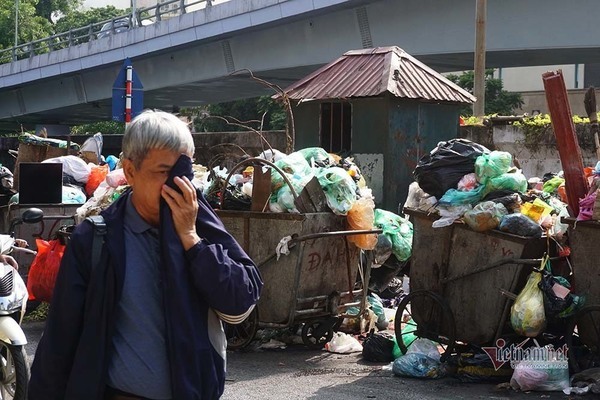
[277,46,475,104]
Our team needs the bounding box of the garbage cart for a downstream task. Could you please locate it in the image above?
[395,208,549,360]
[217,210,376,349]
[563,218,600,372]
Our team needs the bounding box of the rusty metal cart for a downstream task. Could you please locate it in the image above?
[563,218,600,372]
[216,209,378,349]
[394,208,550,361]
[211,156,382,350]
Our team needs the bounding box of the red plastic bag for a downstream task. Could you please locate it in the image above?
[85,164,109,196]
[27,238,65,302]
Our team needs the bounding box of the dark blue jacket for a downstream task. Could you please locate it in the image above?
[29,166,262,399]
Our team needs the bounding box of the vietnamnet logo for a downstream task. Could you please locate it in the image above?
[481,338,569,370]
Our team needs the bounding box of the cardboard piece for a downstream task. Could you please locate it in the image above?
[251,166,271,212]
[294,176,329,213]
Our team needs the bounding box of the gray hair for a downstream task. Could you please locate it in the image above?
[122,110,195,168]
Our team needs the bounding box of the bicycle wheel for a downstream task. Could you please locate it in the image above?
[394,290,456,362]
[0,343,28,400]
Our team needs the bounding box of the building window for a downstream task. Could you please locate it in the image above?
[320,102,352,153]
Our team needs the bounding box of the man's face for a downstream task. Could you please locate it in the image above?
[123,148,182,226]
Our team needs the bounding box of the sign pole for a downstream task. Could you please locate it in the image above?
[113,58,143,123]
[125,65,133,127]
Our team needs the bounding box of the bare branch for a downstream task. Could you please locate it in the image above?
[230,69,295,153]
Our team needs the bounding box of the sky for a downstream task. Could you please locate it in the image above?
[82,0,130,9]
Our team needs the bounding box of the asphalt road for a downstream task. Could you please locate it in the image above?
[23,320,573,400]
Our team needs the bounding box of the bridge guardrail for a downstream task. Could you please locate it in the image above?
[0,0,215,65]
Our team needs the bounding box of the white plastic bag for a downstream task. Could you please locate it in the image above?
[406,338,441,360]
[105,168,127,188]
[80,132,103,160]
[432,204,472,228]
[510,359,569,391]
[42,155,91,183]
[324,332,363,354]
[392,339,444,379]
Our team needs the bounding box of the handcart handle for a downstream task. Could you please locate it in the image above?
[441,256,565,284]
[253,229,383,268]
[220,157,299,210]
[289,229,383,243]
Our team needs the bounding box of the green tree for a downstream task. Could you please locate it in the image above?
[446,69,524,116]
[53,5,125,35]
[0,0,53,50]
[70,120,125,135]
[188,96,287,132]
[35,0,80,23]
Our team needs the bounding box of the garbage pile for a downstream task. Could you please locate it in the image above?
[6,133,122,207]
[74,144,413,257]
[406,138,571,239]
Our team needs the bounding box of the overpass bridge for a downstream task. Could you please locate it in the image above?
[0,0,599,131]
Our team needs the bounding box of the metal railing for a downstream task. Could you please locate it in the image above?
[0,0,216,65]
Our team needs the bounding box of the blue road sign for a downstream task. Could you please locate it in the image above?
[112,58,144,122]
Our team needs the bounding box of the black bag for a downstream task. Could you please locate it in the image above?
[413,139,489,199]
[362,330,396,362]
[538,270,584,318]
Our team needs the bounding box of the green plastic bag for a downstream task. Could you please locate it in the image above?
[397,318,418,356]
[483,171,528,196]
[462,201,508,232]
[274,173,314,213]
[439,185,485,206]
[297,147,334,167]
[271,152,313,193]
[373,209,413,261]
[475,151,513,184]
[543,176,565,193]
[315,167,357,215]
[511,268,546,337]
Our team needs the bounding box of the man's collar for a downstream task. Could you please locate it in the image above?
[125,193,154,234]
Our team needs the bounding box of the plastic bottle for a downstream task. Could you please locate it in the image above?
[402,276,410,295]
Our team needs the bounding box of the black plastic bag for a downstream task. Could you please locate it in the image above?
[223,188,252,211]
[452,353,513,383]
[538,270,584,319]
[204,177,252,211]
[362,330,397,362]
[413,139,490,199]
[482,190,523,213]
[499,213,543,238]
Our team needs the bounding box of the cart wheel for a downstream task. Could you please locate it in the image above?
[224,307,259,350]
[301,321,334,350]
[394,290,456,362]
[566,305,600,373]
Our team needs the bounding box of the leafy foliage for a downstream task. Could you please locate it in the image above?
[35,0,80,22]
[185,96,287,132]
[0,0,53,50]
[0,0,127,57]
[70,120,125,135]
[447,69,524,116]
[53,5,125,35]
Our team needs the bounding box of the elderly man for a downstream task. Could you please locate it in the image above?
[29,110,263,400]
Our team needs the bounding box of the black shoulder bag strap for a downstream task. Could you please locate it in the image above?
[85,215,107,272]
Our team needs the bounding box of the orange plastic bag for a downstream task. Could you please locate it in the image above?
[27,238,65,303]
[347,197,377,250]
[85,164,109,196]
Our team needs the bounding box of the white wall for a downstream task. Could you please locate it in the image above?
[495,64,585,92]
